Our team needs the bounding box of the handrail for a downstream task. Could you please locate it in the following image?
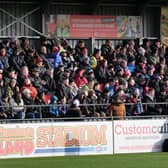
[0,102,167,122]
[1,102,168,108]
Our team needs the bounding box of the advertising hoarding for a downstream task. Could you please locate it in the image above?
[43,15,142,38]
[0,121,113,158]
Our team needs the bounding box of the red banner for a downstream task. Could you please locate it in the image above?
[44,15,142,38]
[69,15,117,38]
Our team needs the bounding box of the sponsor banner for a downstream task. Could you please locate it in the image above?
[0,121,113,159]
[161,6,168,47]
[43,15,142,38]
[114,119,168,153]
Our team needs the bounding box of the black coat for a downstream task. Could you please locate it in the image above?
[66,106,81,118]
[143,95,161,115]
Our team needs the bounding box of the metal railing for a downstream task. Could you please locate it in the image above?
[0,102,168,123]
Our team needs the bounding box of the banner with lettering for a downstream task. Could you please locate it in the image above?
[0,121,113,158]
[114,119,168,154]
[43,15,142,38]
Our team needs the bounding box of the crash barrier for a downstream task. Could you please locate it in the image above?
[0,116,168,159]
[1,102,168,120]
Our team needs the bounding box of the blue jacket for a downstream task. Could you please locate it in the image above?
[53,52,63,68]
[49,96,59,116]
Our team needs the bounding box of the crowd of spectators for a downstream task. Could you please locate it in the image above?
[0,37,168,119]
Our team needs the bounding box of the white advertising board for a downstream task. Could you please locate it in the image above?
[114,119,168,153]
[0,121,113,159]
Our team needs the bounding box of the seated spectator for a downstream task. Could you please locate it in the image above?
[97,88,110,117]
[9,92,25,119]
[42,68,56,94]
[0,46,9,71]
[143,88,162,115]
[48,95,59,118]
[22,88,40,118]
[34,92,48,118]
[9,48,26,73]
[129,88,143,116]
[66,99,82,118]
[0,94,11,119]
[0,77,5,102]
[17,65,30,87]
[30,67,46,94]
[53,46,63,68]
[20,78,38,101]
[84,89,98,117]
[95,59,108,83]
[58,97,67,117]
[6,78,19,99]
[74,69,88,89]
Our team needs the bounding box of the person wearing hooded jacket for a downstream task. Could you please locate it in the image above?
[74,69,88,88]
[53,46,63,68]
[20,78,37,101]
[48,95,59,117]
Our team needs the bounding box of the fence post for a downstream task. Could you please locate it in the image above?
[112,116,115,155]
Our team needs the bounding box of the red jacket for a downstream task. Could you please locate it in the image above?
[74,69,88,88]
[20,84,38,100]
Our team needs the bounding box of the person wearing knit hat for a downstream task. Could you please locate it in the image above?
[66,99,82,118]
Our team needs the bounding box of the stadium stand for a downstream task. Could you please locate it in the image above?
[0,37,168,119]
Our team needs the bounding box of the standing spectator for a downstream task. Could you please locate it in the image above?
[108,95,126,120]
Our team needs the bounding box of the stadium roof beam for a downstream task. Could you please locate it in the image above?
[0,0,39,4]
[80,0,102,14]
[39,0,53,14]
[135,0,151,15]
[0,7,45,37]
